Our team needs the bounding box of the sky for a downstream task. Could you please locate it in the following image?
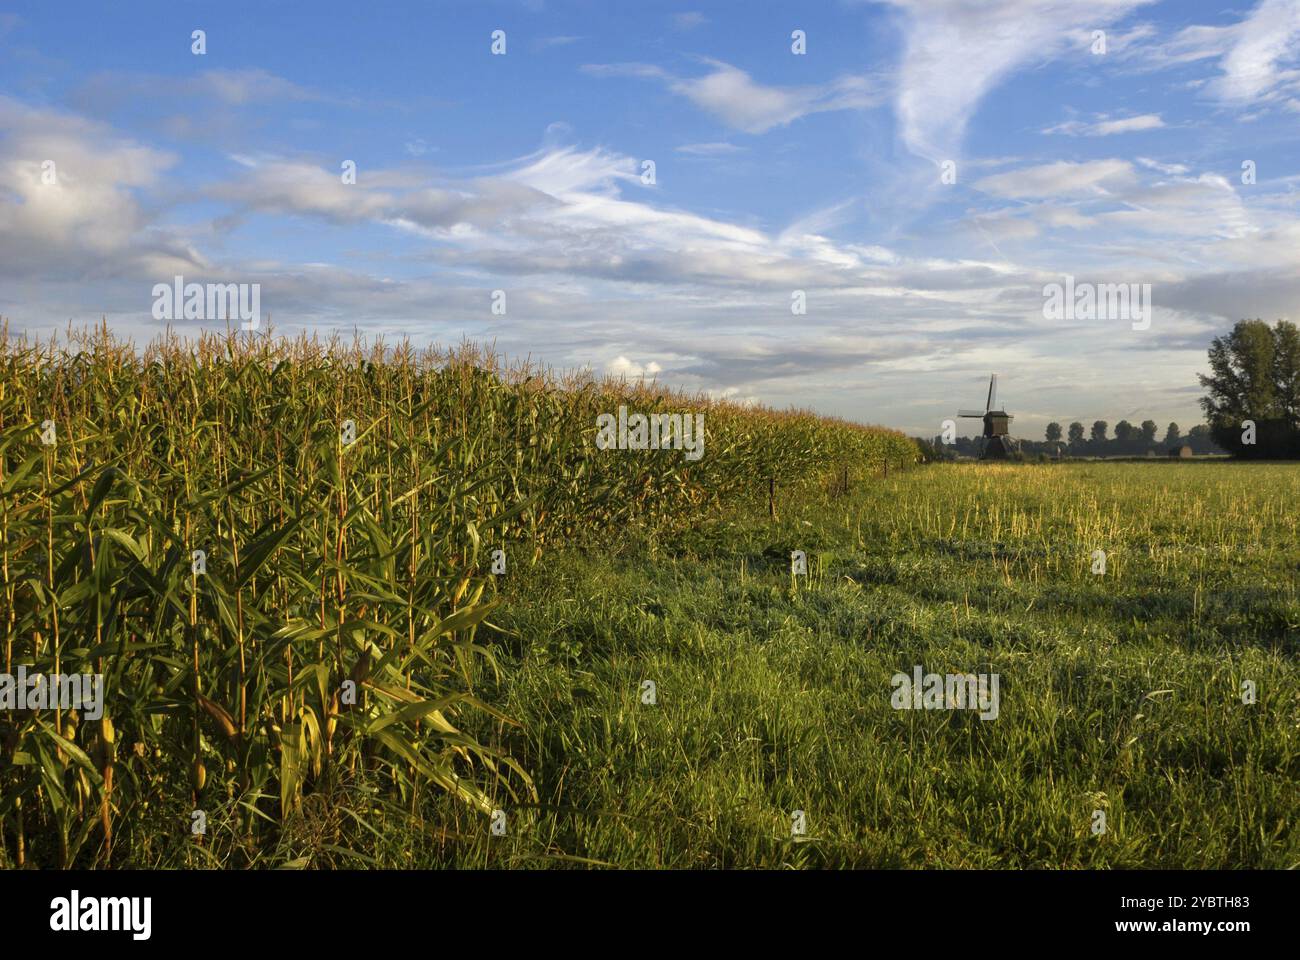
[2,0,1300,438]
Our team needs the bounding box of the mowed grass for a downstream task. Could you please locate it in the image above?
[417,462,1299,868]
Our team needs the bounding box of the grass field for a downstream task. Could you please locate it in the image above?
[414,461,1298,869]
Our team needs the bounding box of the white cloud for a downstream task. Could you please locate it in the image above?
[877,0,1154,160]
[1133,0,1300,106]
[974,159,1137,199]
[0,96,195,278]
[1137,157,1190,175]
[675,142,745,156]
[968,160,1267,254]
[1194,0,1300,103]
[536,35,584,49]
[1096,174,1254,241]
[673,61,877,133]
[968,212,1041,240]
[1035,206,1096,229]
[195,68,320,105]
[1094,114,1165,134]
[210,160,399,224]
[707,385,760,406]
[607,356,663,378]
[583,60,879,133]
[1217,2,1300,101]
[1044,113,1165,136]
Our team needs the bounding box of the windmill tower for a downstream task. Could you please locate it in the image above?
[958,374,1018,460]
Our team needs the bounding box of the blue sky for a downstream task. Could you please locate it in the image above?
[3,0,1300,437]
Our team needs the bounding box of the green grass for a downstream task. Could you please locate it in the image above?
[410,461,1299,868]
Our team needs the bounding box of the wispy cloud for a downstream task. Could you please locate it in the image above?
[583,59,880,133]
[877,0,1154,161]
[974,159,1137,199]
[1136,157,1189,175]
[674,141,745,156]
[75,67,326,110]
[1043,113,1165,136]
[535,35,584,49]
[1166,0,1300,104]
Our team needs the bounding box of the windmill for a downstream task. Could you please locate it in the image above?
[958,374,1018,459]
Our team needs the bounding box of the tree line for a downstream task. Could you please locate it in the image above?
[921,318,1299,461]
[927,420,1220,461]
[1039,420,1218,457]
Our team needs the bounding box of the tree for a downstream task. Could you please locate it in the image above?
[1068,421,1085,447]
[1187,424,1212,453]
[1045,422,1062,443]
[1091,420,1108,445]
[1140,420,1158,445]
[1114,420,1134,443]
[1164,422,1180,447]
[1274,320,1300,424]
[914,436,942,462]
[1199,319,1300,457]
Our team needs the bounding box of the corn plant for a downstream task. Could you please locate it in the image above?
[0,322,916,866]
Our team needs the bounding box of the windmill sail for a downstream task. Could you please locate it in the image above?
[953,373,1018,460]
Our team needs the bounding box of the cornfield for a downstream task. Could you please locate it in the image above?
[0,322,916,867]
